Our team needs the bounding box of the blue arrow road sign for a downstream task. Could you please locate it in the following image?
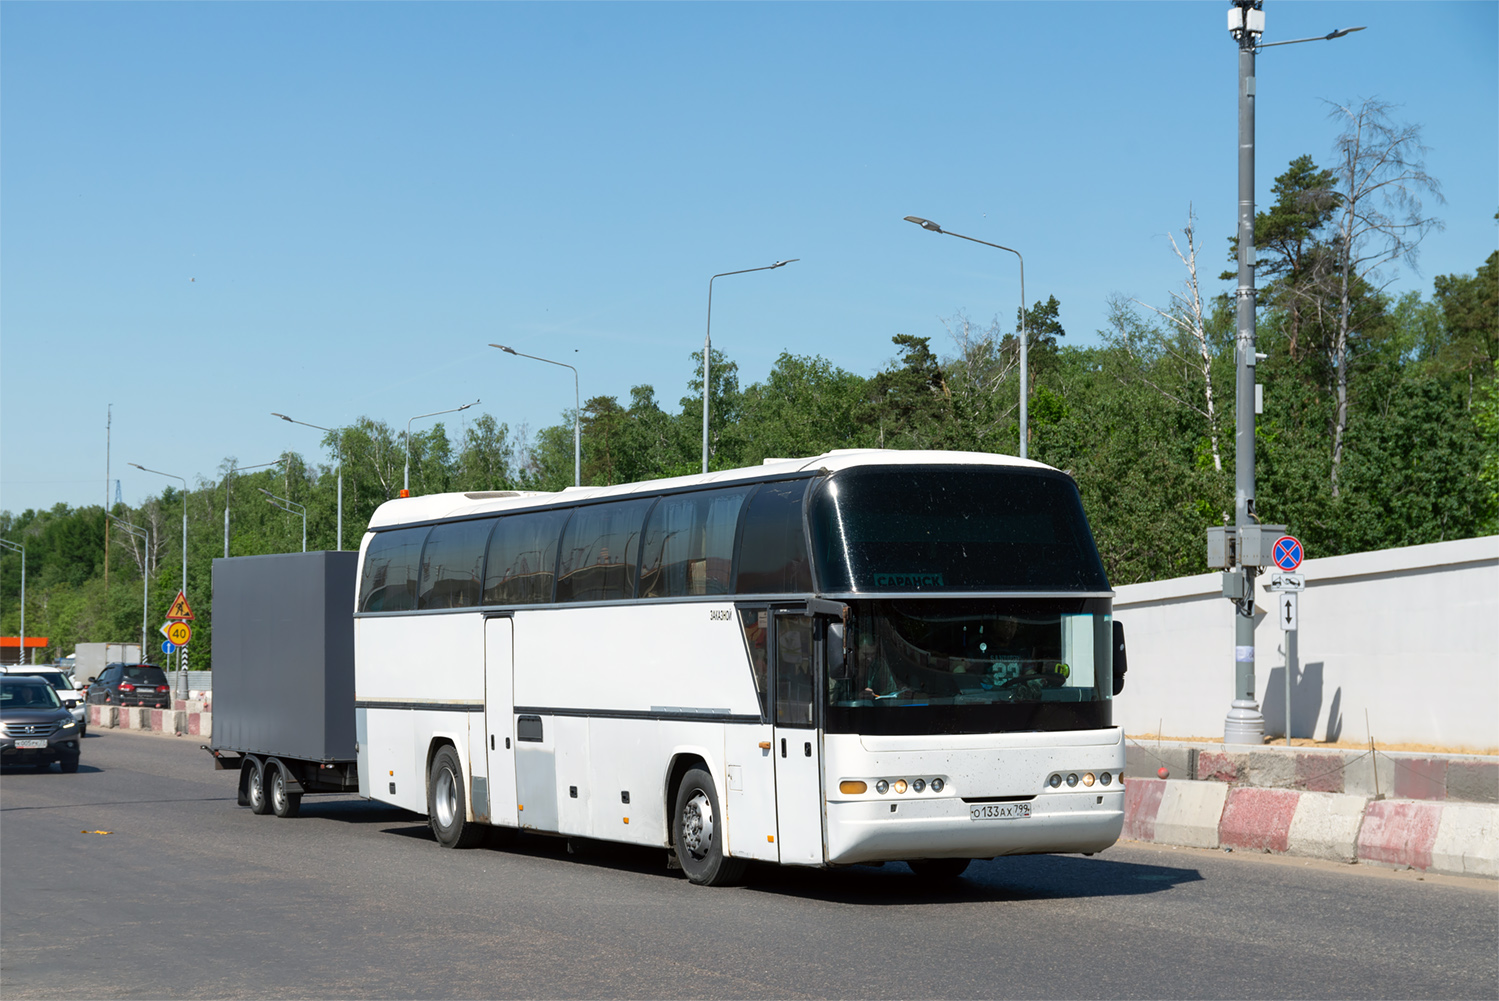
[1272,536,1304,572]
[162,640,177,655]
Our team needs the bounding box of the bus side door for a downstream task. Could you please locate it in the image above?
[484,615,518,828]
[772,611,823,865]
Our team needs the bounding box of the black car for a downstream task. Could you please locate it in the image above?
[86,663,172,709]
[1,675,82,772]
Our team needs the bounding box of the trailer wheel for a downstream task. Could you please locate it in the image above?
[672,767,746,886]
[245,757,272,815]
[269,762,302,819]
[427,746,485,848]
[907,858,970,881]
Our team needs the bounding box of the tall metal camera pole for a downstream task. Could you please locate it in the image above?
[1222,2,1363,745]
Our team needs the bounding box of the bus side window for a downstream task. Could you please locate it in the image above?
[735,480,812,594]
[359,526,428,612]
[641,487,751,598]
[774,613,815,727]
[738,609,769,719]
[417,518,496,610]
[556,499,654,603]
[484,509,568,605]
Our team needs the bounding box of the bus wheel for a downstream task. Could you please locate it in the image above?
[672,767,746,886]
[907,858,970,880]
[269,762,302,819]
[427,746,485,849]
[245,757,272,816]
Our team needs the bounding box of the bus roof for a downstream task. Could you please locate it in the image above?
[366,448,1057,531]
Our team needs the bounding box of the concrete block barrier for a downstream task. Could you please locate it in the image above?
[1219,787,1300,852]
[1122,778,1165,841]
[89,704,117,728]
[1357,799,1442,870]
[1287,791,1367,862]
[1429,803,1499,878]
[1154,780,1227,849]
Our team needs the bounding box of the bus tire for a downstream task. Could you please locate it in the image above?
[269,762,302,818]
[246,757,272,816]
[427,746,485,849]
[907,858,970,880]
[672,767,746,886]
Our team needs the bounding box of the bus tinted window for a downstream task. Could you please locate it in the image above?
[809,466,1109,592]
[418,518,495,610]
[360,527,429,612]
[640,486,751,598]
[483,509,568,605]
[556,499,654,603]
[735,479,813,594]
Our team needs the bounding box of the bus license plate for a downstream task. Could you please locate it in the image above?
[970,802,1031,821]
[15,739,48,749]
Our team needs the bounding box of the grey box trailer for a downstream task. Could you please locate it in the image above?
[206,551,361,818]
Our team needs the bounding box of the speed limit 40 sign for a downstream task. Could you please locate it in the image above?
[165,621,192,646]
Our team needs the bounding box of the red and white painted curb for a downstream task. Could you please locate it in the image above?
[1123,777,1497,877]
[88,702,211,740]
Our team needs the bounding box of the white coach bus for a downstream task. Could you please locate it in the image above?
[353,449,1128,884]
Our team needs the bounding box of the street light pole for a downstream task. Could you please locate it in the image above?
[259,489,308,552]
[130,462,189,697]
[491,345,580,487]
[129,463,187,602]
[702,259,799,474]
[1222,2,1364,745]
[904,217,1029,458]
[272,414,346,550]
[404,400,479,497]
[0,540,23,667]
[223,459,285,557]
[107,515,150,660]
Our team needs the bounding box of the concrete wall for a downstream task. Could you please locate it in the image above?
[1113,536,1499,750]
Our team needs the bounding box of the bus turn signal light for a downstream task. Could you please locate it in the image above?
[839,780,868,795]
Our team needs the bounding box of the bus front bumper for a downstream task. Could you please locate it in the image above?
[825,787,1124,865]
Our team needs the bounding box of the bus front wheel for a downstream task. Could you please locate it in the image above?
[672,767,746,886]
[427,746,486,849]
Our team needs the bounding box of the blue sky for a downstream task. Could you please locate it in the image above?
[3,1,1495,516]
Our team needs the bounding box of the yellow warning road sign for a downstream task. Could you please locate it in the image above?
[166,591,194,620]
[166,621,192,646]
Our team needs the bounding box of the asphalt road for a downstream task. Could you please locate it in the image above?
[3,729,1496,1000]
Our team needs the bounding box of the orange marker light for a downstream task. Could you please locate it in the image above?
[767,835,775,843]
[839,780,868,795]
[623,817,629,824]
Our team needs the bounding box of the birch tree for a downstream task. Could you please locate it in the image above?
[1109,208,1226,473]
[1326,99,1444,496]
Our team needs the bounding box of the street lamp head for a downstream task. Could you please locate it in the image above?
[272,412,292,422]
[769,259,800,269]
[904,216,943,234]
[489,344,518,355]
[1325,26,1365,40]
[127,463,144,471]
[459,399,478,412]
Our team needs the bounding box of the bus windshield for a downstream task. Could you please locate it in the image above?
[825,598,1112,735]
[808,465,1108,593]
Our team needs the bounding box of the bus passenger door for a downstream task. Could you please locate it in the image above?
[484,615,518,828]
[772,612,823,865]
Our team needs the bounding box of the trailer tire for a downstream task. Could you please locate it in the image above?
[246,757,272,815]
[427,746,485,849]
[672,767,746,886]
[269,761,302,818]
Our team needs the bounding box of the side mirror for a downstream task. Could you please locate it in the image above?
[826,622,849,678]
[87,677,97,684]
[1112,621,1128,696]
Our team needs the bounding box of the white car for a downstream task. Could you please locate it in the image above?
[1,668,87,735]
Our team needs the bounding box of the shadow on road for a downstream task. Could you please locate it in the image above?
[353,814,1204,904]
